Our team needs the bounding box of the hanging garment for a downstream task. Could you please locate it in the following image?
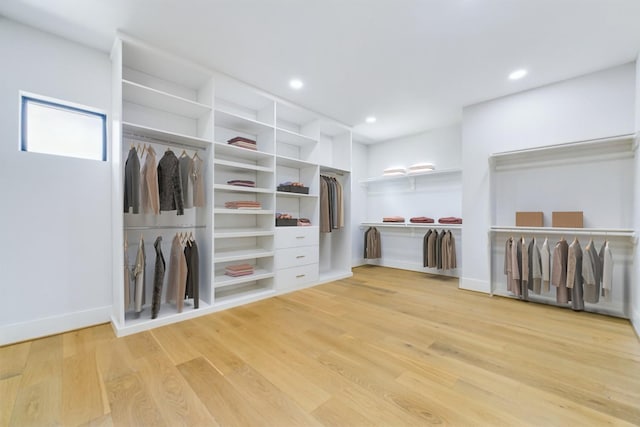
[567,239,584,311]
[364,227,381,259]
[157,150,184,215]
[600,241,613,298]
[551,238,570,304]
[184,239,199,309]
[192,154,206,208]
[320,177,330,233]
[423,230,433,267]
[435,230,446,269]
[166,234,188,312]
[331,178,339,229]
[447,231,457,269]
[510,238,521,297]
[427,230,438,268]
[124,238,131,311]
[504,237,514,293]
[540,238,551,292]
[528,238,542,294]
[133,237,146,314]
[581,240,601,304]
[179,154,194,209]
[151,236,165,319]
[124,147,141,214]
[519,237,529,299]
[140,146,160,214]
[337,178,344,228]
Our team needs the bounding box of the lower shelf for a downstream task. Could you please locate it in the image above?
[214,269,274,287]
[117,299,211,335]
[214,279,275,305]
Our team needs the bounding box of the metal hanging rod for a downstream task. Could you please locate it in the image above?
[124,225,207,230]
[123,132,208,151]
[321,171,344,177]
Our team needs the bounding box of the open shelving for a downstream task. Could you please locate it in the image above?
[123,79,212,118]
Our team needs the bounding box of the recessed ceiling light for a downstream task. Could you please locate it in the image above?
[365,116,377,124]
[509,69,528,80]
[289,79,304,89]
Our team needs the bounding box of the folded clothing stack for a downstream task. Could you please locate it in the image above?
[438,217,463,224]
[228,136,257,150]
[227,179,256,187]
[382,216,405,223]
[297,218,311,226]
[410,216,435,223]
[224,200,262,209]
[276,213,293,219]
[225,263,254,277]
[383,167,406,176]
[407,163,435,174]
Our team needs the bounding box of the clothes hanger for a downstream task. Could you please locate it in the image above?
[180,149,188,157]
[192,151,200,160]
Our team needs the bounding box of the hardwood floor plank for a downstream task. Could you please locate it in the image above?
[62,351,105,426]
[105,372,166,427]
[0,375,22,427]
[0,341,30,380]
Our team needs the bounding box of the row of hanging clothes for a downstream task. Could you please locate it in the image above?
[124,142,206,216]
[423,229,457,270]
[363,227,381,259]
[504,236,613,310]
[124,231,200,319]
[320,174,344,233]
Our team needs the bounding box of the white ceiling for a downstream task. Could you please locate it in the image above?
[2,0,640,143]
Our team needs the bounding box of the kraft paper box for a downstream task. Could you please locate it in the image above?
[515,212,544,227]
[552,211,583,228]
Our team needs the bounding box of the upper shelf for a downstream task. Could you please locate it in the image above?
[215,109,273,135]
[214,158,273,173]
[122,122,211,150]
[276,128,317,147]
[490,226,635,239]
[361,222,463,230]
[489,134,636,171]
[213,142,273,162]
[122,79,211,119]
[360,169,462,185]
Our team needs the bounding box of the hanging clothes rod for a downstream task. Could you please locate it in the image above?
[320,171,344,177]
[123,132,207,151]
[124,225,207,230]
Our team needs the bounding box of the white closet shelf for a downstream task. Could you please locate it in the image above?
[214,269,274,288]
[213,208,274,215]
[123,122,211,149]
[214,158,273,173]
[213,142,273,161]
[122,79,212,119]
[276,155,318,169]
[214,285,275,306]
[213,184,273,194]
[276,191,318,198]
[276,128,318,147]
[214,228,274,238]
[214,247,274,263]
[215,109,273,134]
[361,222,463,230]
[120,300,211,334]
[489,133,636,170]
[490,226,635,238]
[360,168,462,185]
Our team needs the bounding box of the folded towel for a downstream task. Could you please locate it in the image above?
[227,180,256,187]
[382,216,405,223]
[228,136,256,144]
[410,217,434,223]
[438,217,462,224]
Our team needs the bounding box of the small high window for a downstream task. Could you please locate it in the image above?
[21,93,107,161]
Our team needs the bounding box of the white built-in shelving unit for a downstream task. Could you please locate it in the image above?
[111,34,352,336]
[488,134,637,317]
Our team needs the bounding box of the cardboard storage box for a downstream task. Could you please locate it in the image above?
[515,212,544,227]
[552,211,583,228]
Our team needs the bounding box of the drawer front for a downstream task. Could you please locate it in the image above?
[276,264,319,290]
[275,246,319,269]
[275,226,319,249]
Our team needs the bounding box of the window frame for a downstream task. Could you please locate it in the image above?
[20,91,108,161]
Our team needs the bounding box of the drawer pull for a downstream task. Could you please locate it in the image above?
[296,274,306,278]
[295,236,305,239]
[296,255,305,259]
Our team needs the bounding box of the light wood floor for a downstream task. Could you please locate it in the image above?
[2,266,640,426]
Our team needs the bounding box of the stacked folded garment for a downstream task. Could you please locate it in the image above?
[382,216,405,223]
[224,200,262,209]
[407,163,435,174]
[438,217,463,224]
[228,136,257,150]
[227,179,256,187]
[297,218,311,226]
[276,213,293,219]
[410,216,435,223]
[383,167,407,176]
[225,263,254,277]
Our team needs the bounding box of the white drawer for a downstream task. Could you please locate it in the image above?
[276,264,319,290]
[275,226,319,249]
[275,246,319,269]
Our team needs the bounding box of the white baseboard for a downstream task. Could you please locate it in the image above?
[0,306,111,346]
[358,259,459,278]
[459,277,491,294]
[352,258,366,268]
[632,307,640,339]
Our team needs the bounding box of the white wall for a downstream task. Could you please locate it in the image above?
[634,55,640,337]
[351,140,368,266]
[461,63,636,293]
[0,18,112,345]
